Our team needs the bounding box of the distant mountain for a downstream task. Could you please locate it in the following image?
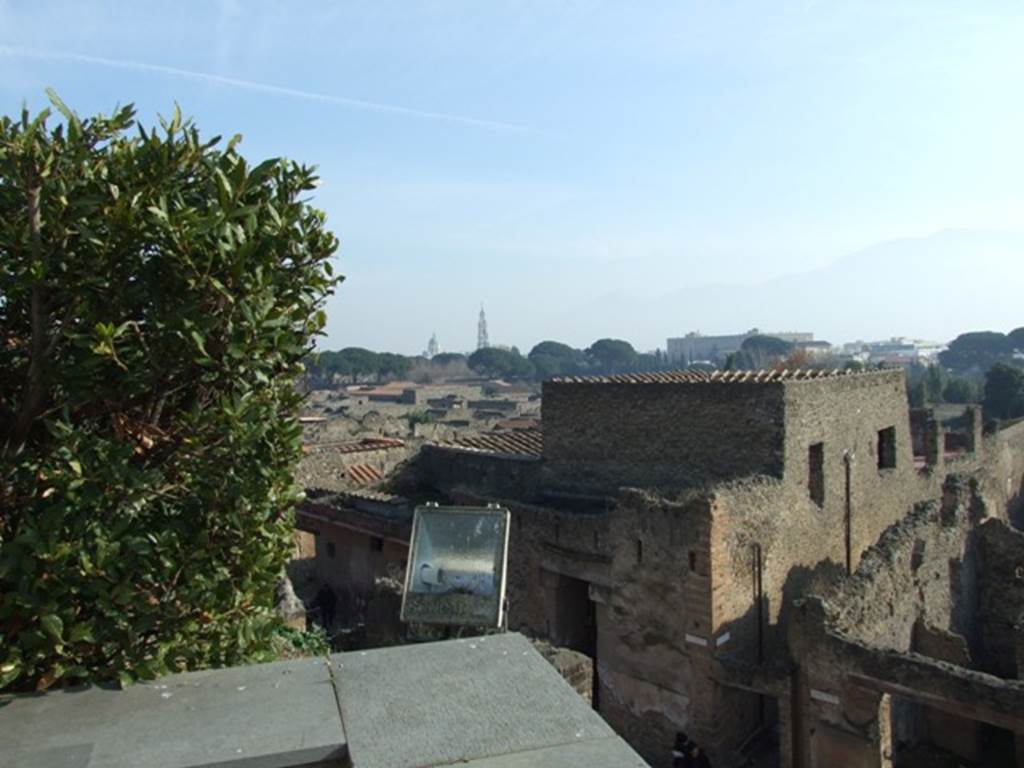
[564,229,1024,349]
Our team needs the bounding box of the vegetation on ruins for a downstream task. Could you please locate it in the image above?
[0,93,339,691]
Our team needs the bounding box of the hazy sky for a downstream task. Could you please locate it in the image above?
[2,1,1022,353]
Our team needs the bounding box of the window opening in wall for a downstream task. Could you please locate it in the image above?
[877,426,897,469]
[636,539,643,564]
[688,551,697,572]
[808,442,825,507]
[326,541,336,559]
[371,536,384,552]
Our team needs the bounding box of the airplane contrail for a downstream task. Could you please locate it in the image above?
[0,45,530,133]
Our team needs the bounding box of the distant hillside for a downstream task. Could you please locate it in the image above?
[567,229,1024,349]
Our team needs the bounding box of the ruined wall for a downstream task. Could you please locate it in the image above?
[782,371,921,572]
[979,418,1024,527]
[312,524,409,628]
[542,381,786,496]
[708,372,926,664]
[531,640,595,702]
[598,490,717,767]
[977,519,1024,678]
[297,444,410,491]
[422,446,542,502]
[822,478,981,654]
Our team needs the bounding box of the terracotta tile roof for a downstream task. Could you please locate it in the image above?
[347,464,383,485]
[549,368,887,384]
[493,417,540,431]
[437,429,543,458]
[303,437,405,454]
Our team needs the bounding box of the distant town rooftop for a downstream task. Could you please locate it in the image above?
[436,429,543,459]
[548,367,893,385]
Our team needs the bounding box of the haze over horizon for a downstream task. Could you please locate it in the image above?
[2,1,1021,354]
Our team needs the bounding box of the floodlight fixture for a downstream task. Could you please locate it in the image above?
[400,504,511,628]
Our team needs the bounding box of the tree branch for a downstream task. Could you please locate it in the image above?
[5,167,48,454]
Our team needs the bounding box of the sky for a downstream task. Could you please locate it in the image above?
[1,1,1022,354]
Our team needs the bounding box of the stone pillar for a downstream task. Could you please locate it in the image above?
[965,406,983,456]
[924,416,943,467]
[841,685,893,768]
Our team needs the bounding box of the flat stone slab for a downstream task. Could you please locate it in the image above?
[333,633,646,768]
[0,656,347,768]
[434,737,648,767]
[0,633,648,768]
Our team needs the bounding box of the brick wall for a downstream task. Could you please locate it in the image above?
[598,490,716,766]
[422,446,542,502]
[542,380,786,496]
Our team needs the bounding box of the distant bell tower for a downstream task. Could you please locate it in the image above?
[477,304,489,350]
[425,332,440,359]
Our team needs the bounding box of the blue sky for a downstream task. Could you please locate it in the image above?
[2,1,1022,353]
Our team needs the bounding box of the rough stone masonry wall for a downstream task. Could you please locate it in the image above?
[787,439,1024,768]
[821,479,981,654]
[977,518,1024,678]
[541,381,786,496]
[782,370,922,573]
[708,372,924,661]
[532,640,595,702]
[598,490,716,767]
[422,446,543,502]
[297,444,410,491]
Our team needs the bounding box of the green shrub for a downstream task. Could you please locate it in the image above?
[0,93,339,691]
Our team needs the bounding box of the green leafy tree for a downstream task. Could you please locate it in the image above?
[939,331,1014,373]
[923,364,947,404]
[528,340,587,378]
[1008,327,1024,352]
[943,375,981,404]
[375,352,410,382]
[586,338,637,373]
[0,94,339,692]
[735,335,794,370]
[336,347,378,383]
[467,347,534,379]
[907,378,927,408]
[983,363,1024,420]
[430,352,466,367]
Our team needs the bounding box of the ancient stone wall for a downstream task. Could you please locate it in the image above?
[312,523,409,630]
[297,443,410,492]
[598,490,716,766]
[542,380,786,496]
[977,519,1024,678]
[531,640,595,702]
[421,446,542,502]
